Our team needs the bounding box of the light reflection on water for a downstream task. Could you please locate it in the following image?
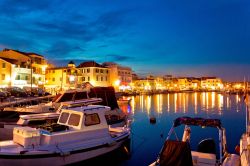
[125,92,244,116]
[118,92,246,166]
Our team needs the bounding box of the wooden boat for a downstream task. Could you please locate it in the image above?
[150,117,240,166]
[0,103,130,165]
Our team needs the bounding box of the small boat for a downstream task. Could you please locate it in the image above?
[117,97,131,105]
[150,117,240,166]
[0,102,131,165]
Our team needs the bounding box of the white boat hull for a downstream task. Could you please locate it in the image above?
[0,137,130,166]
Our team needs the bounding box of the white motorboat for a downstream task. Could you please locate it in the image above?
[150,117,240,166]
[0,103,130,166]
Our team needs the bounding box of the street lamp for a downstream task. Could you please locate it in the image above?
[27,59,33,94]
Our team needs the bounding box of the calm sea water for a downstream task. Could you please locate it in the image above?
[83,92,246,166]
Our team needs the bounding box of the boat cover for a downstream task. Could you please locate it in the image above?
[173,117,222,129]
[89,87,119,110]
[159,140,193,166]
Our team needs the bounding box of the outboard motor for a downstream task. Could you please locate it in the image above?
[197,138,216,154]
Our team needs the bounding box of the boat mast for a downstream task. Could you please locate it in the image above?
[245,78,249,134]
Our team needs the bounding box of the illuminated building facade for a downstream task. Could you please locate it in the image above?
[77,61,110,87]
[0,49,47,88]
[103,62,132,91]
[201,77,223,91]
[45,61,80,92]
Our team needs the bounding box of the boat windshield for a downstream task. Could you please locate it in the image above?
[58,93,75,102]
[74,91,88,100]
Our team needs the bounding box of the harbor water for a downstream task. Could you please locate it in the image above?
[85,92,246,166]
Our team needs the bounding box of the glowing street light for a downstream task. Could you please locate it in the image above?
[114,80,120,86]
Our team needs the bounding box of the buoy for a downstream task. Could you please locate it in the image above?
[150,117,156,124]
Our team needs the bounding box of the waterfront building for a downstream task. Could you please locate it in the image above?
[132,77,157,92]
[162,75,174,90]
[0,49,47,88]
[103,62,132,91]
[77,61,110,87]
[45,61,80,93]
[201,77,223,91]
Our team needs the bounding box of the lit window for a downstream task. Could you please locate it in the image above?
[2,63,6,68]
[16,75,20,80]
[85,113,100,126]
[2,74,5,80]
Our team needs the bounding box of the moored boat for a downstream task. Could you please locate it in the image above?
[117,97,131,105]
[150,117,240,166]
[0,103,130,165]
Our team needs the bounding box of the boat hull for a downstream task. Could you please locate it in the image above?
[0,136,130,166]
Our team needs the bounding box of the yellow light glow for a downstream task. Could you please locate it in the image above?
[42,65,48,72]
[69,75,75,82]
[90,80,96,86]
[114,80,120,86]
[6,75,11,82]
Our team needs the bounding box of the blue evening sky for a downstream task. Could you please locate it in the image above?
[0,0,249,81]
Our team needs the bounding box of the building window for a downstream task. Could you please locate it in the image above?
[106,76,107,81]
[25,76,28,80]
[60,77,62,81]
[82,77,85,81]
[88,76,90,81]
[2,63,6,68]
[2,74,5,80]
[87,68,90,73]
[96,76,98,81]
[101,77,103,81]
[107,70,108,74]
[53,70,55,73]
[96,69,99,73]
[100,69,103,73]
[52,78,55,82]
[16,75,20,80]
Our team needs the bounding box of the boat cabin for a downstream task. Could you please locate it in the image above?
[57,104,109,131]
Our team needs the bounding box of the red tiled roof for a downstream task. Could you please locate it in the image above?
[0,57,18,64]
[78,61,106,68]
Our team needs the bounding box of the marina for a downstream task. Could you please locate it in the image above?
[0,92,247,165]
[0,0,249,165]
